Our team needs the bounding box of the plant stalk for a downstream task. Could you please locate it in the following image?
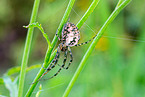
[25,0,76,96]
[18,0,40,97]
[63,0,132,96]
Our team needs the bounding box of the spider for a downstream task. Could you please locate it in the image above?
[35,22,96,83]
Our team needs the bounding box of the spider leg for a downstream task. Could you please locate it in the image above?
[75,35,96,46]
[32,47,60,84]
[57,47,73,70]
[48,50,68,79]
[57,64,67,69]
[56,30,61,42]
[64,47,73,69]
[46,46,60,71]
[57,51,68,69]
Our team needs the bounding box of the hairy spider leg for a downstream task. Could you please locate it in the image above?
[64,47,73,69]
[75,35,96,46]
[55,23,67,42]
[57,47,73,70]
[32,47,60,84]
[46,50,68,79]
[57,50,68,68]
[56,33,61,42]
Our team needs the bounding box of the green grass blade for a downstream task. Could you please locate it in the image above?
[5,65,41,76]
[18,0,40,97]
[116,0,125,7]
[51,0,76,47]
[63,0,132,96]
[35,84,42,97]
[77,0,100,29]
[23,22,51,47]
[25,49,57,97]
[25,0,76,96]
[0,78,4,84]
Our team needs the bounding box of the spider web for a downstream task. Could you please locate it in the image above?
[33,0,145,94]
[71,8,145,43]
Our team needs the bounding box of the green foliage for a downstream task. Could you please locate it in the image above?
[0,95,7,97]
[35,84,42,97]
[76,0,100,29]
[23,22,51,46]
[0,65,41,84]
[0,78,4,84]
[6,67,21,76]
[6,65,41,76]
[25,0,76,96]
[3,0,145,97]
[3,76,18,97]
[18,0,40,96]
[63,0,131,96]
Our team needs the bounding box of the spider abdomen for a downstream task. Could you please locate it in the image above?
[62,22,80,47]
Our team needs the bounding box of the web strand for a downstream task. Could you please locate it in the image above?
[72,8,145,43]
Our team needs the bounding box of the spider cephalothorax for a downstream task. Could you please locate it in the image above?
[59,43,68,52]
[35,22,96,82]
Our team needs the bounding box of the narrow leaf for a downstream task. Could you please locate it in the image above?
[3,76,18,97]
[35,84,42,97]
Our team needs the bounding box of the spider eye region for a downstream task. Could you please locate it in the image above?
[62,23,80,47]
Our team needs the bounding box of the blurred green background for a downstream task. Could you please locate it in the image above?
[0,0,145,97]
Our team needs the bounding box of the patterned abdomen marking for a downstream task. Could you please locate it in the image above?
[62,23,80,47]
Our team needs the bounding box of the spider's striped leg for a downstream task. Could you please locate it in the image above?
[48,51,68,79]
[58,47,72,69]
[56,30,61,42]
[32,47,60,84]
[46,47,61,72]
[32,60,56,84]
[42,46,60,71]
[57,51,68,69]
[64,47,73,69]
[75,35,96,46]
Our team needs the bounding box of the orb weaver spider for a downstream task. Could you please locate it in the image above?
[35,22,96,83]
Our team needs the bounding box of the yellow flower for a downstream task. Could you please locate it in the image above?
[95,36,109,51]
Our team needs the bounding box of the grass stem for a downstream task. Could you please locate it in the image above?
[25,0,76,96]
[18,0,40,97]
[63,0,132,96]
